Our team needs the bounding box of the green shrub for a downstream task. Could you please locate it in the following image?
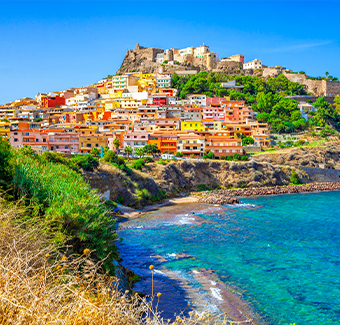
[12,153,119,275]
[130,159,145,171]
[150,195,160,202]
[294,139,307,146]
[143,157,154,163]
[233,153,241,160]
[72,155,99,171]
[116,196,124,204]
[290,170,301,185]
[0,137,13,188]
[197,184,212,192]
[102,150,125,167]
[156,159,166,165]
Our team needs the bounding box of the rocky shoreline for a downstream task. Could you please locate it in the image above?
[196,182,340,204]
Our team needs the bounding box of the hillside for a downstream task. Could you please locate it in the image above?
[83,159,305,209]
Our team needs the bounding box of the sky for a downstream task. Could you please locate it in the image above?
[0,0,339,104]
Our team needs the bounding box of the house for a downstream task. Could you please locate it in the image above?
[177,133,205,156]
[79,134,109,153]
[243,59,263,70]
[48,132,79,153]
[205,131,243,157]
[188,94,206,107]
[298,102,316,120]
[123,132,149,152]
[221,54,245,64]
[181,120,205,132]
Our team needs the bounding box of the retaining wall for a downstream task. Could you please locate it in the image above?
[300,167,340,183]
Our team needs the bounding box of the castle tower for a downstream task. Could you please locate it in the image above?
[164,49,174,62]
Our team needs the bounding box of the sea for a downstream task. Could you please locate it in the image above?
[117,191,340,324]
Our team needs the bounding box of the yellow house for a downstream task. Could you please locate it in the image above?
[0,122,10,139]
[73,125,98,135]
[108,90,123,99]
[181,120,205,131]
[105,101,120,111]
[79,134,110,153]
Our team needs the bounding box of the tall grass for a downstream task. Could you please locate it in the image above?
[12,152,118,274]
[0,199,233,324]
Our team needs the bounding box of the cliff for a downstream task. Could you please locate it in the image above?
[253,142,340,169]
[82,159,305,209]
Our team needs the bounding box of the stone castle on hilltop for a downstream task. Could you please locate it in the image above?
[117,43,244,75]
[116,43,340,97]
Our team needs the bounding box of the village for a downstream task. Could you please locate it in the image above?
[0,45,275,158]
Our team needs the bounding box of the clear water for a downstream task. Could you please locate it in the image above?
[117,191,340,324]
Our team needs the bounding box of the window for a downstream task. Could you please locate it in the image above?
[43,139,46,143]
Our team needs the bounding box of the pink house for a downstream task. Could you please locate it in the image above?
[10,129,49,152]
[48,132,79,153]
[123,132,149,152]
[202,107,225,120]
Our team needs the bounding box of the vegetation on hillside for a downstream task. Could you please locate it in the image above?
[0,139,118,275]
[172,72,340,133]
[0,199,225,325]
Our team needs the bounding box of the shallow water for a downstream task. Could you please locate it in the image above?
[117,191,340,324]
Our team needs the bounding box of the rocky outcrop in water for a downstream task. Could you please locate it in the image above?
[196,182,340,199]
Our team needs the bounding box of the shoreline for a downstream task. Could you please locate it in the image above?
[196,182,340,204]
[115,182,340,221]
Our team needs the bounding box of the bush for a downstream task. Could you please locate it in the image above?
[116,196,124,204]
[176,152,184,157]
[290,170,301,185]
[294,139,306,146]
[233,153,241,160]
[12,153,119,274]
[150,195,160,202]
[102,150,125,167]
[0,137,13,188]
[156,160,166,165]
[143,157,154,163]
[197,184,212,192]
[72,155,99,171]
[130,159,145,171]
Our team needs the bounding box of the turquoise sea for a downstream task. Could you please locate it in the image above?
[117,191,340,324]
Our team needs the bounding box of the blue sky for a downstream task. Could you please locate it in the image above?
[0,0,339,104]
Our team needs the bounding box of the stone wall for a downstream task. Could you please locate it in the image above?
[300,167,340,183]
[284,72,340,96]
[244,146,263,153]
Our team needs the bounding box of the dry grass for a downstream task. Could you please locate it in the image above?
[0,198,243,325]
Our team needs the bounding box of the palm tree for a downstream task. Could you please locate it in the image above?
[325,72,329,77]
[113,138,120,153]
[124,145,132,161]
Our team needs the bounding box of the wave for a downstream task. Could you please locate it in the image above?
[210,287,224,301]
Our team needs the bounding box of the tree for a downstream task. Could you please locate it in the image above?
[135,148,145,158]
[124,145,132,161]
[333,95,340,114]
[91,147,99,157]
[143,144,160,157]
[113,138,120,152]
[176,152,184,157]
[242,136,255,146]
